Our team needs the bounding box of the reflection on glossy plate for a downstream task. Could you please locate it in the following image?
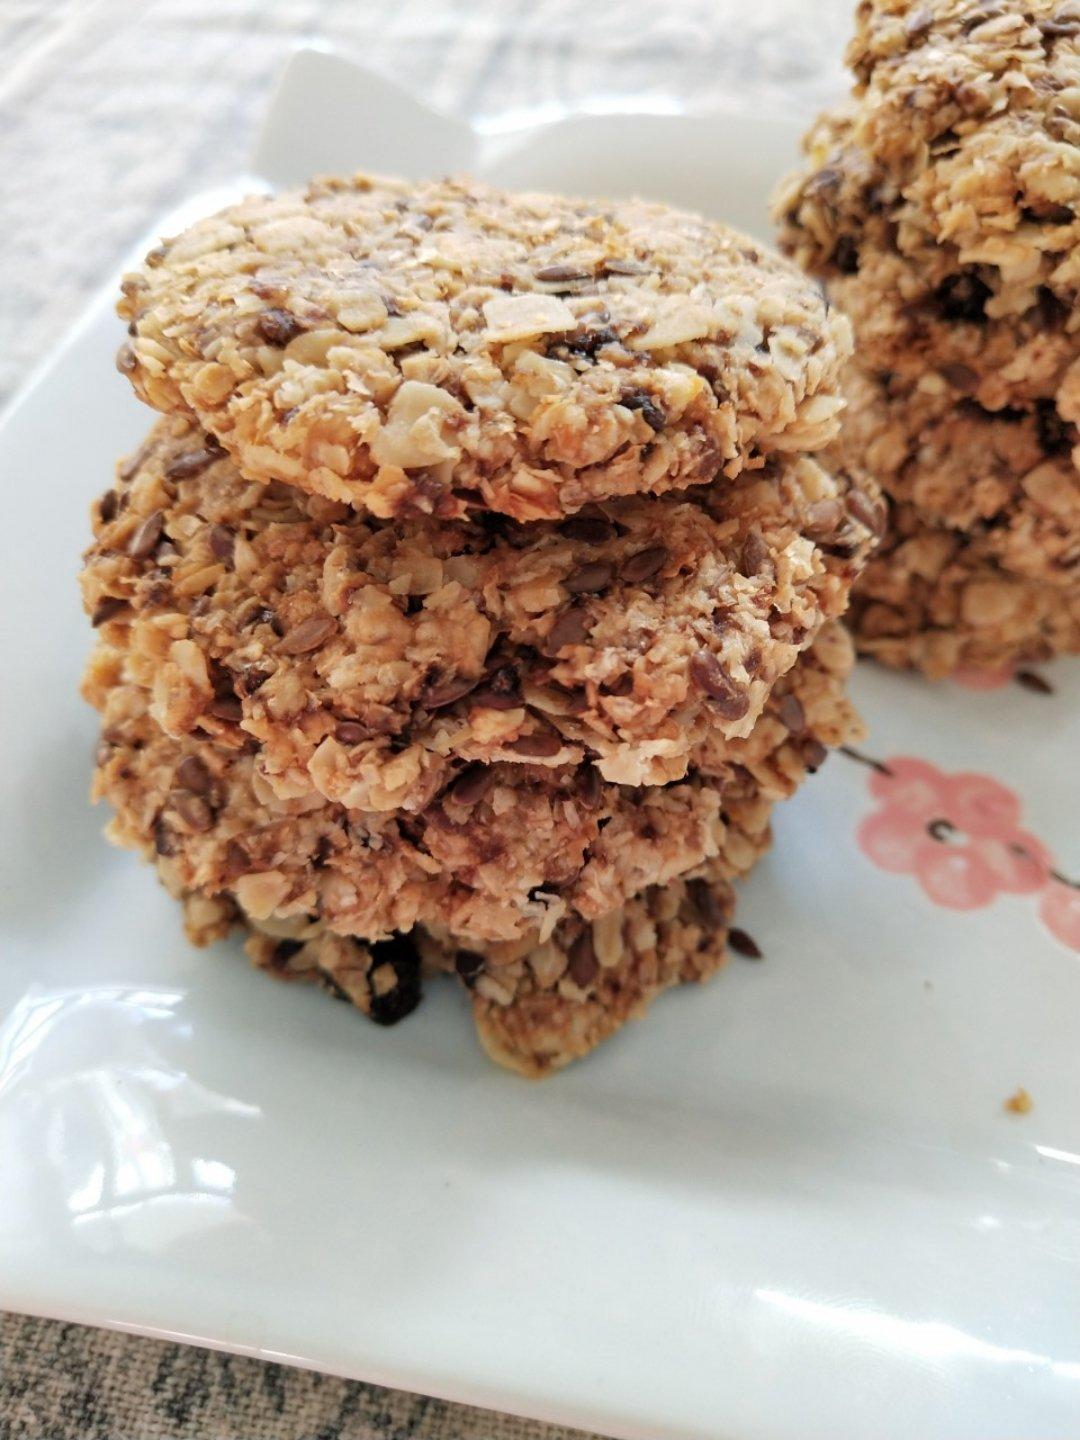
[1,48,1079,1440]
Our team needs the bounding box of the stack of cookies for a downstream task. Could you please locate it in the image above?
[81,175,879,1073]
[776,0,1080,677]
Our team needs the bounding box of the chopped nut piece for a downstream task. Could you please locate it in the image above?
[1004,1087,1033,1115]
[278,613,338,655]
[482,293,577,342]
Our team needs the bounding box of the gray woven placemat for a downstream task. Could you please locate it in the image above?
[0,2,852,1436]
[0,1312,599,1440]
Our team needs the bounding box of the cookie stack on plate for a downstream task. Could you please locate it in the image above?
[81,175,879,1073]
[775,0,1080,678]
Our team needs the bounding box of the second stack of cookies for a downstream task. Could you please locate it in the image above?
[776,0,1080,677]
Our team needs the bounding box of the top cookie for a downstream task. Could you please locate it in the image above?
[846,1,1079,158]
[117,174,851,521]
[847,1,1079,141]
[776,97,1080,311]
[774,3,1080,408]
[774,102,1080,409]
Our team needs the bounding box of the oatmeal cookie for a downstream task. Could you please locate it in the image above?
[821,258,1079,413]
[423,854,756,1076]
[849,497,1080,675]
[841,364,1080,586]
[86,625,862,946]
[241,852,755,1077]
[117,173,851,521]
[81,417,880,802]
[846,1,1080,158]
[775,103,1080,411]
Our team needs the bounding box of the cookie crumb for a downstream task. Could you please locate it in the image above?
[1004,1087,1033,1116]
[1015,670,1054,696]
[728,927,763,959]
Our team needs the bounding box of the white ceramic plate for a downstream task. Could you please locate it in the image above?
[2,49,1079,1440]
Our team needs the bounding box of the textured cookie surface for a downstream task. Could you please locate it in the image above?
[819,258,1079,413]
[85,626,862,946]
[777,99,1080,287]
[849,497,1080,676]
[846,0,1080,143]
[774,2,1080,410]
[241,854,752,1077]
[81,417,880,803]
[841,365,1080,586]
[117,173,851,520]
[422,855,751,1076]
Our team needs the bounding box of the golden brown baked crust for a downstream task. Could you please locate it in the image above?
[847,0,1080,142]
[420,855,753,1077]
[774,2,1080,410]
[239,853,754,1078]
[117,173,851,520]
[841,364,1080,586]
[849,496,1080,676]
[86,624,863,946]
[776,0,1080,676]
[81,416,880,804]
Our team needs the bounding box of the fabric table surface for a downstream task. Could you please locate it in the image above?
[1,2,851,1436]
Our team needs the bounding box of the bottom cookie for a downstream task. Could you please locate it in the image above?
[850,499,1080,678]
[421,856,755,1076]
[236,848,762,1077]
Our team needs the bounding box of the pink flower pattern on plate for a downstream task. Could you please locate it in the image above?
[856,756,1077,949]
[1040,882,1080,951]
